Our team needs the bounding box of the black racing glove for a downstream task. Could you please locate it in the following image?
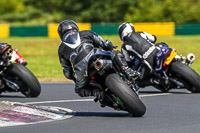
[103,40,113,51]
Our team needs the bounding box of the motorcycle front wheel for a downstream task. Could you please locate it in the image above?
[170,61,200,93]
[105,73,146,117]
[4,63,41,97]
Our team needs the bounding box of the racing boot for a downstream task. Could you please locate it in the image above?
[77,86,105,107]
[112,50,140,80]
[77,87,94,97]
[77,86,104,99]
[122,66,140,80]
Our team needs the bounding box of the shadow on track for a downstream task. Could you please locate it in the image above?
[139,90,191,94]
[74,112,133,117]
[139,86,191,94]
[0,95,25,98]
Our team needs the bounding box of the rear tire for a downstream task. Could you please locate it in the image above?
[170,61,200,93]
[105,73,146,117]
[5,63,41,97]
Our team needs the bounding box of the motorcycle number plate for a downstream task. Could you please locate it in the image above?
[164,50,176,65]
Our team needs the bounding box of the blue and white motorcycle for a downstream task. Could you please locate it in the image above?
[132,45,200,93]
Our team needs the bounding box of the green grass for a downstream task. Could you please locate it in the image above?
[0,37,64,82]
[157,36,200,73]
[0,35,199,82]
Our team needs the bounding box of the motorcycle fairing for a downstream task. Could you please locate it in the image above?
[74,48,113,77]
[155,47,173,73]
[164,49,176,65]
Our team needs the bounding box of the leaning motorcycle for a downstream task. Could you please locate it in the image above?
[85,49,146,117]
[0,48,41,97]
[134,46,200,93]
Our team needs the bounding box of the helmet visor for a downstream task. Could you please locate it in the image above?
[62,30,81,49]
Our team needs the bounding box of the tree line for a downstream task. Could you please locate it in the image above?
[0,0,200,25]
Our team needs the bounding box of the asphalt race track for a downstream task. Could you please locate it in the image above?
[1,82,200,133]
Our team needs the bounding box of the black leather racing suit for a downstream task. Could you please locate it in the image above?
[58,30,128,97]
[121,32,161,79]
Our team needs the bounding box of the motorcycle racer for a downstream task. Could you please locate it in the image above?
[58,20,138,99]
[118,22,167,87]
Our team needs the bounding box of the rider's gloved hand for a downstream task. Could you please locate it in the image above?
[103,40,113,51]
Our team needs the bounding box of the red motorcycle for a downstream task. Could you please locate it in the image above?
[0,43,41,97]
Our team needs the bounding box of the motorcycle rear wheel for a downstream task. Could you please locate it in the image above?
[170,61,200,93]
[5,63,41,97]
[105,73,146,117]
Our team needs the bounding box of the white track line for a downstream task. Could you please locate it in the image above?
[26,99,94,105]
[0,93,171,127]
[140,93,171,97]
[25,93,171,105]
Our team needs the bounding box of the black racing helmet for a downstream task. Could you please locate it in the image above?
[57,20,79,40]
[118,22,135,41]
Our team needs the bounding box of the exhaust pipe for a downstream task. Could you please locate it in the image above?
[186,53,195,66]
[94,59,112,70]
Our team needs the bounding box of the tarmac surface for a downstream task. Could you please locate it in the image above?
[0,83,200,133]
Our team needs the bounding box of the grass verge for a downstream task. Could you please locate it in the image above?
[0,35,199,82]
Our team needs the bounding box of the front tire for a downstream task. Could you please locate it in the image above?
[170,61,200,93]
[105,73,146,117]
[4,63,41,97]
